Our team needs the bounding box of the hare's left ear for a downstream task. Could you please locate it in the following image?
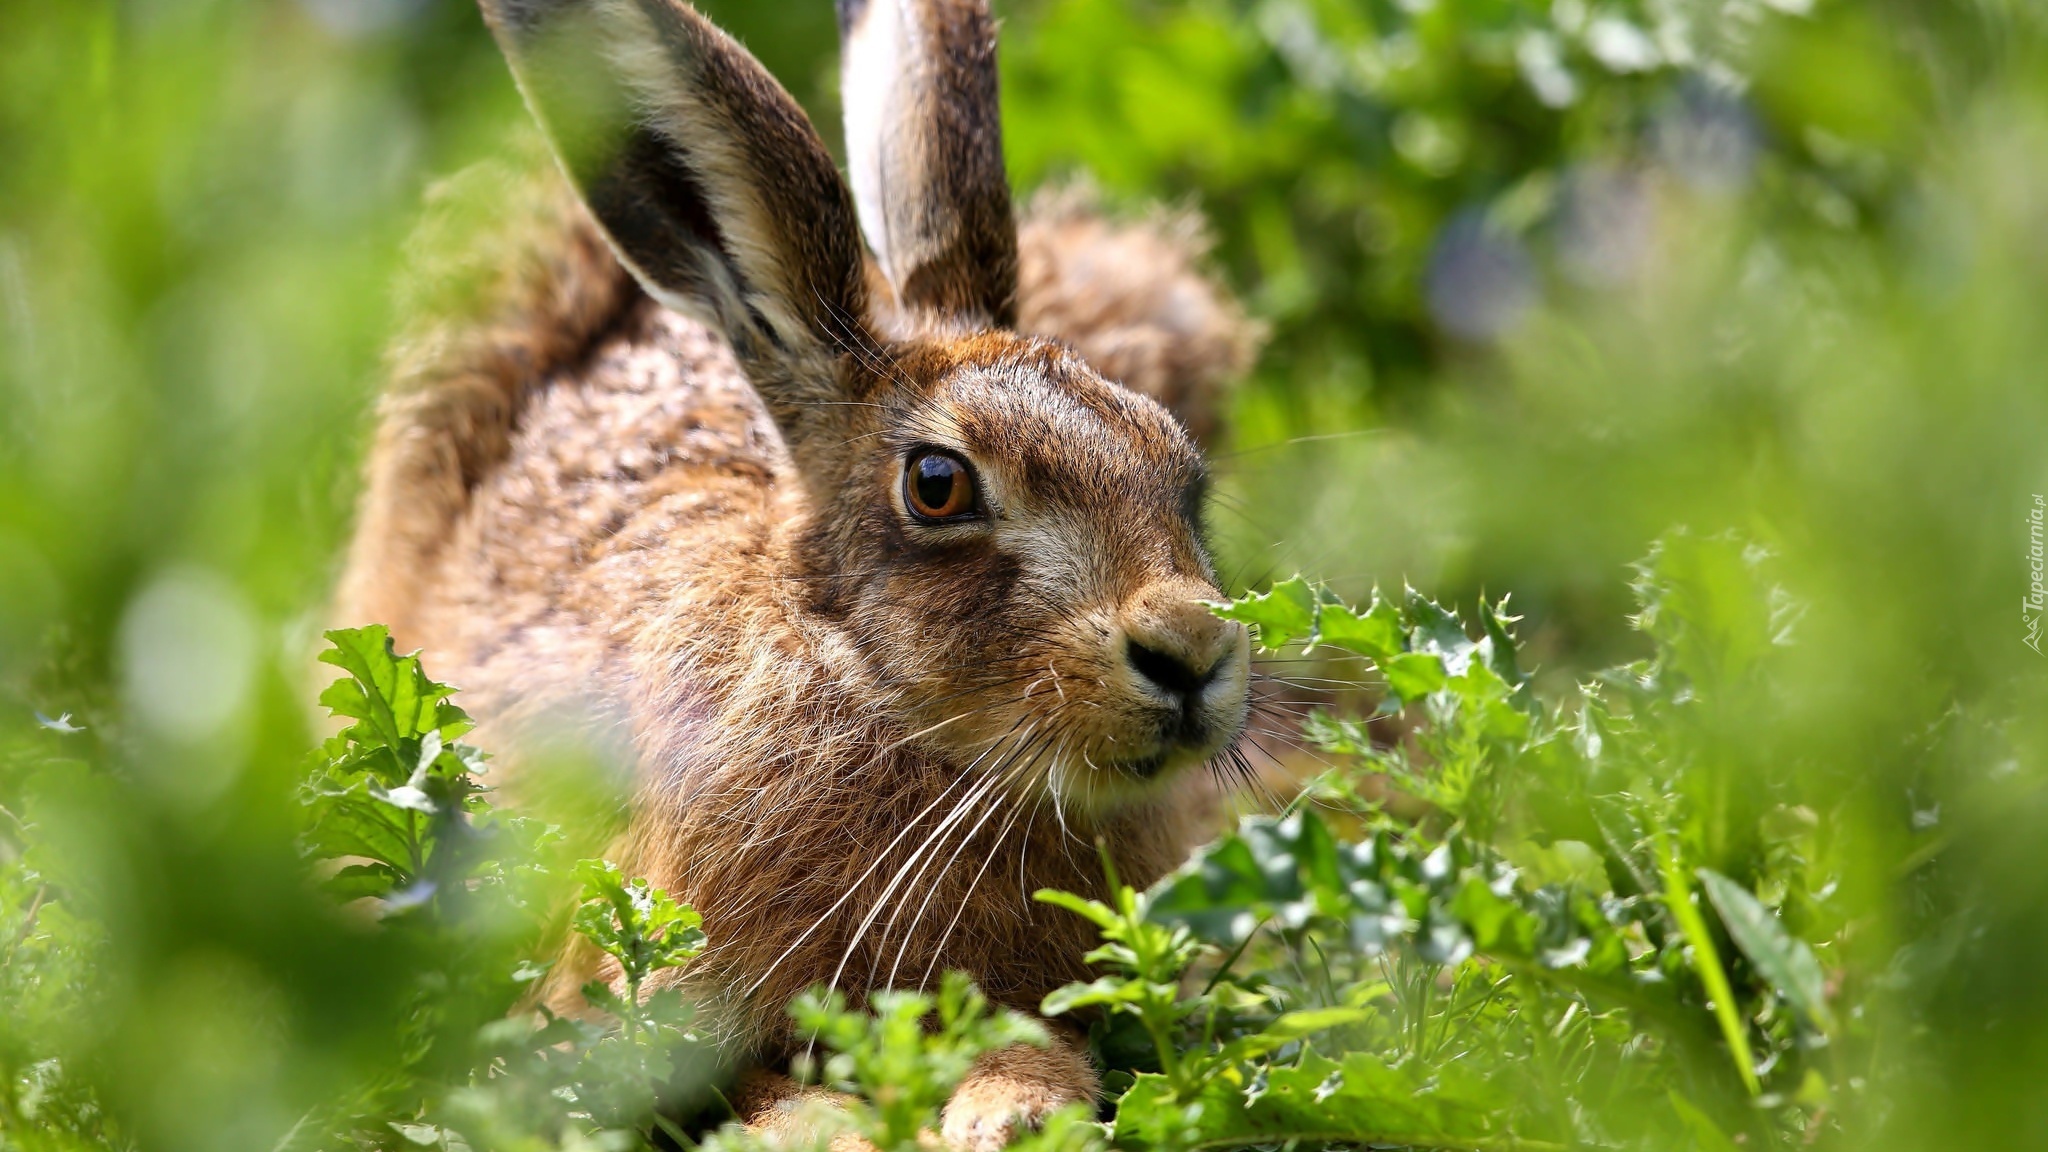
[838,0,1018,329]
[479,0,874,454]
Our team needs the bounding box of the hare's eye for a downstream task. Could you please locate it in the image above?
[904,452,977,521]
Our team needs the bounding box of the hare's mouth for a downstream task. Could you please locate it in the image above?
[1101,718,1241,783]
[1105,750,1173,780]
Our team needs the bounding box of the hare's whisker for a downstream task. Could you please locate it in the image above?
[828,722,1041,1003]
[882,755,1029,991]
[1249,670,1364,686]
[869,763,1015,987]
[1208,428,1385,463]
[1017,778,1052,913]
[919,790,1033,991]
[1047,760,1076,850]
[831,678,1044,785]
[882,717,1080,989]
[740,740,994,1000]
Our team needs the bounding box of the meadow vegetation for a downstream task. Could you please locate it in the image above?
[4,1,2047,1150]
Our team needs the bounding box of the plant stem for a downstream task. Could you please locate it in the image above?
[1656,835,1760,1096]
[651,1110,697,1149]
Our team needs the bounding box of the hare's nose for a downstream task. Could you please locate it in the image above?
[1119,581,1245,702]
[1126,635,1219,696]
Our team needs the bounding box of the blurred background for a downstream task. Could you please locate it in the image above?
[3,0,2047,1149]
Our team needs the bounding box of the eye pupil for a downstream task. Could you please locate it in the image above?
[906,453,974,519]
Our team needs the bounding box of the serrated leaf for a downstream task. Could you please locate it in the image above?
[1209,577,1319,650]
[1317,594,1402,659]
[1403,585,1477,675]
[1379,651,1448,701]
[1479,595,1528,689]
[318,625,470,750]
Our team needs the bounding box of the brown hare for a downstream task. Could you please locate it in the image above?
[338,0,1258,1145]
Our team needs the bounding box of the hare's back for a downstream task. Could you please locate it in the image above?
[412,298,786,719]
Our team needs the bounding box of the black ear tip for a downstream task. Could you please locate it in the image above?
[483,0,574,36]
[835,0,872,36]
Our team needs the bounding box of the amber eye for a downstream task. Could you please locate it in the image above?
[904,452,977,521]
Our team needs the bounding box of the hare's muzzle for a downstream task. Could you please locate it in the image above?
[1111,579,1252,777]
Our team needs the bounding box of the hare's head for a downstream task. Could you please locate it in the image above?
[482,0,1250,805]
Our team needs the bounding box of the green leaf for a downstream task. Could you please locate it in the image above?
[1478,595,1528,689]
[1697,867,1836,1033]
[1042,976,1153,1016]
[1403,585,1477,674]
[317,625,472,753]
[321,862,402,902]
[1379,651,1448,701]
[1668,1090,1744,1152]
[1111,1048,1560,1152]
[571,859,705,992]
[1659,847,1760,1095]
[1222,1007,1373,1063]
[1033,888,1122,931]
[1209,577,1318,649]
[301,779,420,875]
[1317,593,1402,659]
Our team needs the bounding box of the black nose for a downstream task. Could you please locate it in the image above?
[1126,638,1218,698]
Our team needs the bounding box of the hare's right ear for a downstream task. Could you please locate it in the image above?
[838,0,1017,329]
[479,0,872,430]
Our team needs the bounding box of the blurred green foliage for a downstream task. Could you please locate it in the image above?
[4,0,2048,1151]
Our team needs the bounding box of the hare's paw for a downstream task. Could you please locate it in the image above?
[733,1070,873,1152]
[939,1041,1098,1152]
[939,1079,1073,1152]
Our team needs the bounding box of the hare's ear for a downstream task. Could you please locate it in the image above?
[480,0,872,423]
[839,0,1018,329]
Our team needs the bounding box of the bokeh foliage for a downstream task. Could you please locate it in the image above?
[4,0,2048,1151]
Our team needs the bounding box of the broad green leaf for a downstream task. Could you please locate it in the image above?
[317,625,473,751]
[302,783,419,874]
[1698,867,1836,1033]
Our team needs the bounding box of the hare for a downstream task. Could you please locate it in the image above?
[337,0,1259,1145]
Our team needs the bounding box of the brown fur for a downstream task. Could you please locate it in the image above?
[340,0,1258,1140]
[1017,186,1261,448]
[340,150,635,642]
